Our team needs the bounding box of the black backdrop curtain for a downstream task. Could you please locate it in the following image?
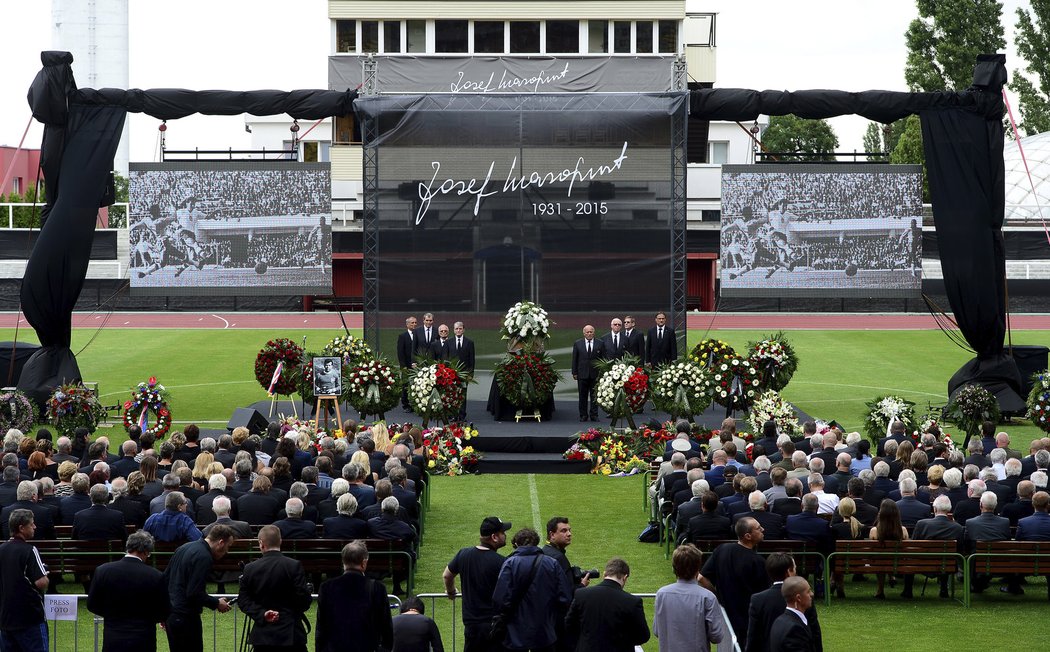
[20,50,1015,409]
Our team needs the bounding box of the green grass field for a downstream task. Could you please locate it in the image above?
[10,322,1050,650]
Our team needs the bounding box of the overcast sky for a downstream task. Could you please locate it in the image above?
[0,0,1029,163]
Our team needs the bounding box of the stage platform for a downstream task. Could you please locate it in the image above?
[234,396,812,474]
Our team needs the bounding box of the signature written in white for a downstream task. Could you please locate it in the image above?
[414,142,628,224]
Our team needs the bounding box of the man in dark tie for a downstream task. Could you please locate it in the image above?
[571,325,605,422]
[769,577,816,652]
[396,316,417,410]
[621,315,646,361]
[600,318,625,360]
[414,312,435,356]
[645,311,677,368]
[451,322,476,420]
[430,324,452,361]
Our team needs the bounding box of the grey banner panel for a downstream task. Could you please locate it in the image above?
[330,55,675,93]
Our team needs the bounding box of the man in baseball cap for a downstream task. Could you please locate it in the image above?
[443,517,512,651]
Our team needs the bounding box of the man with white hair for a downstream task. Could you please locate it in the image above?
[732,490,785,539]
[202,496,251,539]
[989,448,1008,481]
[1001,458,1024,496]
[273,498,317,540]
[785,451,810,481]
[53,436,77,464]
[318,478,350,521]
[895,477,932,528]
[674,479,709,541]
[963,492,1011,593]
[964,437,991,469]
[0,480,55,539]
[943,467,966,509]
[753,456,773,491]
[323,493,369,539]
[1032,470,1049,493]
[194,474,236,526]
[911,495,963,598]
[806,474,839,515]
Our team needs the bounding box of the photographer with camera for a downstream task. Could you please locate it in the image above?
[542,517,595,652]
[237,525,313,652]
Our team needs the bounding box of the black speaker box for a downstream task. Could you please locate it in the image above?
[226,407,269,435]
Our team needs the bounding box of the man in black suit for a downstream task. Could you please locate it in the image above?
[876,420,909,457]
[746,553,822,652]
[452,321,475,420]
[571,325,604,422]
[323,494,370,539]
[964,491,1013,592]
[397,316,418,410]
[895,478,932,528]
[109,440,140,480]
[316,541,392,652]
[214,434,237,469]
[300,467,331,507]
[414,312,435,356]
[237,476,281,526]
[88,531,170,652]
[564,558,650,652]
[621,315,645,361]
[429,324,452,361]
[0,481,55,540]
[910,495,964,598]
[768,577,816,652]
[732,491,786,539]
[272,498,317,540]
[163,526,235,652]
[600,318,625,360]
[1002,480,1036,527]
[645,311,677,367]
[201,497,252,539]
[686,492,732,543]
[195,474,237,525]
[72,484,126,542]
[237,525,313,651]
[772,478,804,518]
[786,494,833,555]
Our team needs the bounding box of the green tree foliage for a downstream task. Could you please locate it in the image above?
[1012,0,1050,135]
[108,174,129,228]
[5,185,47,229]
[863,121,909,162]
[904,0,1006,92]
[890,115,930,201]
[760,115,839,162]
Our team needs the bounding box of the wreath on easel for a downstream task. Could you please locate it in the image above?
[122,377,173,439]
[255,338,305,397]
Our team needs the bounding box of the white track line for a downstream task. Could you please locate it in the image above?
[528,474,541,530]
[211,314,230,329]
[99,379,255,398]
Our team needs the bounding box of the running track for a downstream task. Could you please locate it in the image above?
[1,312,1045,330]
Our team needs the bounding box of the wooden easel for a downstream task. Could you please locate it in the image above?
[269,394,297,419]
[313,395,342,432]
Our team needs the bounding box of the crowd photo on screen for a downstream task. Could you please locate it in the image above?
[719,166,923,298]
[127,164,332,294]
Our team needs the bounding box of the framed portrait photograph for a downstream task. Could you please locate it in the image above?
[313,356,342,396]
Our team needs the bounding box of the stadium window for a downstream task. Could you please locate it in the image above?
[333,115,359,145]
[335,20,356,53]
[701,209,721,222]
[613,21,631,53]
[546,20,579,53]
[636,21,654,53]
[303,142,319,163]
[510,21,540,53]
[319,142,331,163]
[436,20,469,53]
[708,142,729,164]
[474,21,505,54]
[658,20,678,53]
[588,20,608,53]
[362,21,379,52]
[406,20,426,53]
[383,21,401,53]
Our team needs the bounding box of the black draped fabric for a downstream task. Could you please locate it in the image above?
[71,88,357,121]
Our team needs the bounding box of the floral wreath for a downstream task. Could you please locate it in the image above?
[422,424,480,475]
[748,390,798,437]
[863,395,916,445]
[689,339,737,371]
[711,357,760,410]
[322,334,373,367]
[255,338,305,396]
[494,351,560,409]
[346,357,402,418]
[408,362,467,423]
[0,390,36,434]
[500,301,552,350]
[46,383,107,437]
[650,361,713,420]
[747,332,799,392]
[944,384,1000,442]
[595,361,649,421]
[1028,371,1050,433]
[122,377,172,439]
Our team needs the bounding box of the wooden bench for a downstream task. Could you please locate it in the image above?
[827,540,966,606]
[35,539,125,576]
[283,538,416,593]
[969,540,1050,601]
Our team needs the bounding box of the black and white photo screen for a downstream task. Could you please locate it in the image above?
[719,164,923,298]
[128,162,332,295]
[312,356,342,396]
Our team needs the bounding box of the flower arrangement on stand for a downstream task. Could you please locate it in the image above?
[255,338,305,396]
[863,395,916,445]
[500,301,551,351]
[494,351,560,409]
[748,390,799,437]
[346,357,402,421]
[944,384,1000,444]
[322,334,373,368]
[0,389,37,435]
[592,435,648,476]
[1028,372,1050,433]
[747,332,799,392]
[650,361,712,420]
[689,339,736,371]
[595,358,649,429]
[914,415,958,453]
[46,383,107,437]
[422,423,480,475]
[711,357,760,412]
[408,361,469,426]
[121,377,173,439]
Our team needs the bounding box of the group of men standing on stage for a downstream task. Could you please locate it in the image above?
[396,313,477,415]
[572,312,679,422]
